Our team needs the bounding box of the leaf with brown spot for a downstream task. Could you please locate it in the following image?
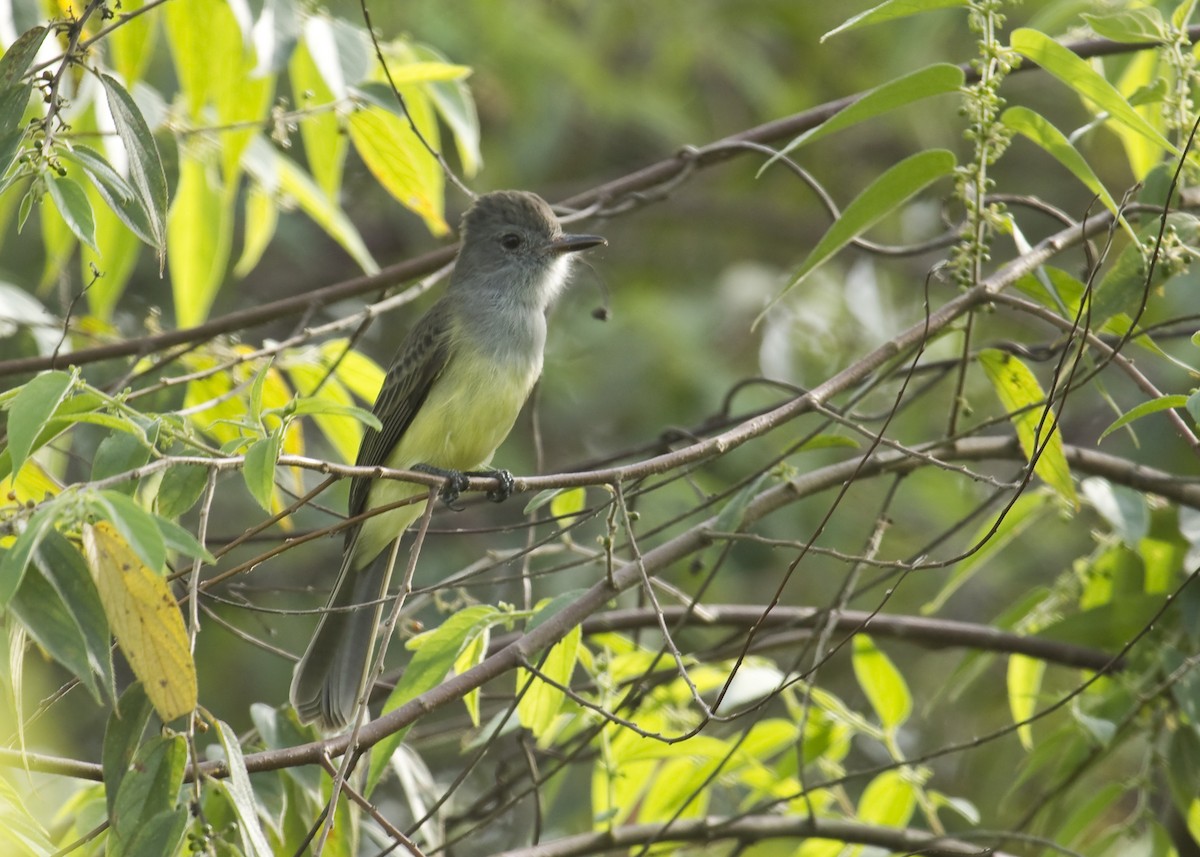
[82,522,197,722]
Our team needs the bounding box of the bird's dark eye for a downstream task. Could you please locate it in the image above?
[500,232,523,250]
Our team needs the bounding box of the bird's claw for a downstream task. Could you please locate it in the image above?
[482,469,514,503]
[413,464,470,509]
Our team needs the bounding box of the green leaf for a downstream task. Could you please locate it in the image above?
[116,807,187,857]
[156,463,211,519]
[517,623,582,740]
[978,349,1078,507]
[1092,214,1200,327]
[0,503,56,607]
[6,369,73,476]
[367,604,503,794]
[45,175,97,250]
[110,0,158,86]
[282,396,382,429]
[1035,595,1164,650]
[1080,477,1149,547]
[60,145,157,247]
[765,64,963,165]
[156,515,214,563]
[922,491,1049,615]
[1099,395,1188,442]
[289,35,347,200]
[1010,29,1175,156]
[780,149,955,300]
[852,634,911,731]
[31,530,114,698]
[100,73,169,260]
[102,682,154,819]
[0,84,31,141]
[1007,654,1044,750]
[243,432,282,511]
[0,26,48,88]
[168,141,233,328]
[1001,106,1122,221]
[10,552,103,702]
[233,181,278,278]
[823,0,966,41]
[90,490,167,573]
[109,734,186,850]
[413,43,481,177]
[213,718,274,857]
[549,486,587,529]
[857,770,917,827]
[1082,8,1166,43]
[92,429,154,491]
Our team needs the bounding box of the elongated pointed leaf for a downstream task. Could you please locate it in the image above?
[45,175,97,250]
[1001,106,1122,220]
[348,98,449,236]
[100,73,168,260]
[767,64,963,165]
[852,634,911,731]
[823,0,966,41]
[103,682,154,818]
[168,142,233,327]
[213,719,274,857]
[979,349,1078,506]
[782,149,955,298]
[1007,654,1044,749]
[367,604,502,794]
[0,26,48,88]
[1010,29,1174,156]
[6,369,73,476]
[242,135,379,273]
[82,522,197,722]
[60,145,156,246]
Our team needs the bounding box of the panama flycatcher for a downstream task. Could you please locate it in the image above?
[290,190,605,730]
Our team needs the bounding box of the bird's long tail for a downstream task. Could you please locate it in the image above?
[290,542,394,731]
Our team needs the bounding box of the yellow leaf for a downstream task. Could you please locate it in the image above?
[82,522,197,722]
[979,349,1078,507]
[348,102,448,236]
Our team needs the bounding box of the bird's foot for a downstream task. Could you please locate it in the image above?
[412,464,470,509]
[464,468,515,503]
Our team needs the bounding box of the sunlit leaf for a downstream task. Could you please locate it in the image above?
[852,634,911,730]
[823,0,966,40]
[1007,654,1044,750]
[168,142,233,328]
[110,0,158,85]
[82,522,197,722]
[242,135,379,273]
[368,604,503,794]
[858,770,917,827]
[1001,106,1123,222]
[517,623,581,740]
[233,180,278,278]
[1010,29,1174,156]
[348,99,449,236]
[289,34,347,200]
[978,349,1078,507]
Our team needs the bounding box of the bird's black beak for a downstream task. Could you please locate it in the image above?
[548,233,606,254]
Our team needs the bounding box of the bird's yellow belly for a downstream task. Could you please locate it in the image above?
[353,350,539,568]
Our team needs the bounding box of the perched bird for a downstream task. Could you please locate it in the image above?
[290,191,605,730]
